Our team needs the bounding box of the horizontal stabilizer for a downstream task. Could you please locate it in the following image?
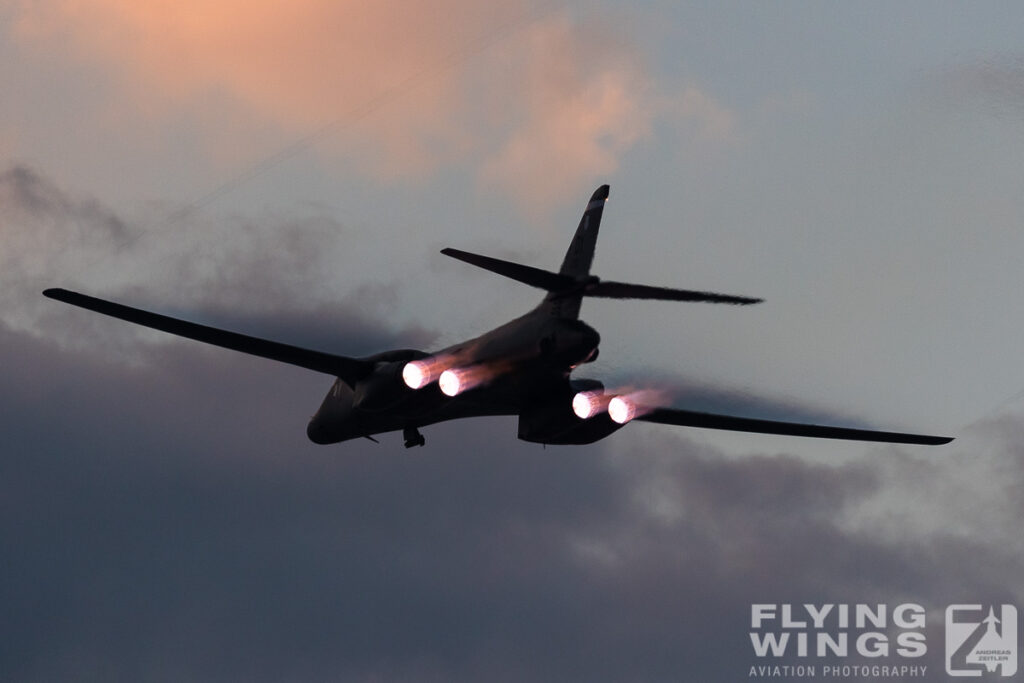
[636,407,952,445]
[440,248,575,291]
[43,288,374,384]
[585,281,761,305]
[441,247,761,305]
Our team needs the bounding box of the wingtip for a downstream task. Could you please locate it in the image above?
[43,287,67,299]
[913,435,954,446]
[590,184,610,202]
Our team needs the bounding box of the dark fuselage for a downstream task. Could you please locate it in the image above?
[305,304,601,445]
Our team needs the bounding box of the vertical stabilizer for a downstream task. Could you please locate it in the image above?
[546,184,609,319]
[559,184,608,277]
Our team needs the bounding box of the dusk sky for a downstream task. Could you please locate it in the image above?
[3,2,1024,681]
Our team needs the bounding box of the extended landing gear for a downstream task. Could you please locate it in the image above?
[403,426,426,449]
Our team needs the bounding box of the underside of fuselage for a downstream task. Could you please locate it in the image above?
[305,308,605,446]
[305,374,515,445]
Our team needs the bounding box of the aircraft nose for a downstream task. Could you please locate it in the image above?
[306,414,330,444]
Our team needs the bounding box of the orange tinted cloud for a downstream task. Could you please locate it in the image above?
[478,16,653,209]
[14,0,490,166]
[12,1,731,209]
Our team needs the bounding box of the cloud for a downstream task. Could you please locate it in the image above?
[477,16,654,210]
[475,19,738,210]
[0,164,437,359]
[0,164,127,258]
[12,0,488,173]
[925,54,1024,119]
[8,2,733,210]
[670,86,738,143]
[0,165,127,329]
[13,1,473,121]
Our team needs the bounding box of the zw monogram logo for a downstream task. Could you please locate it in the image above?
[946,605,1017,677]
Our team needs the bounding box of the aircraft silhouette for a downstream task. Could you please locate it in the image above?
[44,185,952,448]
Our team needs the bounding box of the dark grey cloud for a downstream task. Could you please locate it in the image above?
[0,163,436,362]
[0,164,128,242]
[1,165,123,325]
[3,311,1021,682]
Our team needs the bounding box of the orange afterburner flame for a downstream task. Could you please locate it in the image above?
[438,359,515,397]
[438,368,463,396]
[402,355,456,389]
[438,364,498,397]
[607,389,667,424]
[572,390,610,419]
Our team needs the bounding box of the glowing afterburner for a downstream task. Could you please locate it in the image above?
[402,361,430,389]
[403,355,458,390]
[607,396,636,424]
[438,369,465,396]
[572,390,609,419]
[607,389,667,424]
[439,363,505,397]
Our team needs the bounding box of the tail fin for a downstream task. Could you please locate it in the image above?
[559,184,608,278]
[544,184,608,318]
[439,184,761,320]
[441,185,609,320]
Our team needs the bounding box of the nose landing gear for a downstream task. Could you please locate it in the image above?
[403,426,426,448]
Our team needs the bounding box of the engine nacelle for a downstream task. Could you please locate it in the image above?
[536,319,600,367]
[570,378,604,395]
[517,379,623,445]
